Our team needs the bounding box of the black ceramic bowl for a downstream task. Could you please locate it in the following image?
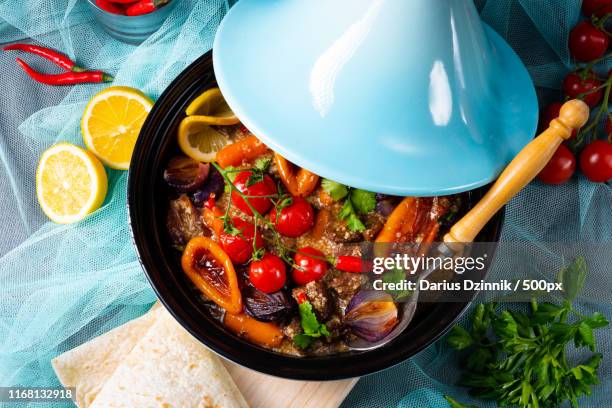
[128,51,504,380]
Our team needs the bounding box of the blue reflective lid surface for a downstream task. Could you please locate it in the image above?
[213,0,538,196]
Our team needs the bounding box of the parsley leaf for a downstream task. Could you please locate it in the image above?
[339,199,366,232]
[350,189,376,214]
[245,157,273,187]
[254,157,272,172]
[381,268,412,300]
[293,301,330,349]
[321,179,349,201]
[557,256,587,301]
[443,395,477,408]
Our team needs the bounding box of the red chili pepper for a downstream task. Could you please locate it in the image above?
[15,58,113,86]
[125,0,169,16]
[203,194,216,210]
[96,0,125,14]
[335,255,367,273]
[3,44,85,72]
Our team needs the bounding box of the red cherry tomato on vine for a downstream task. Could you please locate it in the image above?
[562,72,602,107]
[537,144,576,184]
[583,0,612,16]
[594,4,612,17]
[569,21,609,62]
[231,171,277,216]
[219,217,265,264]
[268,197,315,238]
[249,253,287,293]
[292,247,328,285]
[580,140,612,182]
[539,102,577,138]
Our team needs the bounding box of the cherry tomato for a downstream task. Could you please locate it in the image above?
[562,72,602,107]
[249,253,287,293]
[580,140,612,182]
[537,144,576,184]
[539,102,577,138]
[583,0,612,15]
[605,117,612,140]
[268,197,315,238]
[231,171,277,216]
[219,217,265,264]
[292,247,328,285]
[569,21,609,62]
[594,4,612,17]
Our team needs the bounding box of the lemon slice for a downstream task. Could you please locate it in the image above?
[36,143,108,224]
[178,116,230,162]
[185,87,240,125]
[81,86,154,170]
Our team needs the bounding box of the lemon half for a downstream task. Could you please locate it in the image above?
[81,86,153,170]
[36,143,108,224]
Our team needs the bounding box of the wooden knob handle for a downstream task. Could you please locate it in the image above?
[444,99,589,243]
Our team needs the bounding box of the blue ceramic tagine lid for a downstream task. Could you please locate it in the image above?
[213,0,538,196]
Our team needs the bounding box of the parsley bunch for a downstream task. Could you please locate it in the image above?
[446,257,608,408]
[294,301,330,349]
[321,179,376,232]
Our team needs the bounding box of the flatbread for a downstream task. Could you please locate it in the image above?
[52,305,162,407]
[89,308,248,408]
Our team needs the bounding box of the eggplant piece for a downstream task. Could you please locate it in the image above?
[244,286,296,322]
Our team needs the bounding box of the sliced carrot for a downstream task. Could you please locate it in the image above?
[202,206,224,237]
[181,237,242,314]
[310,208,330,241]
[224,313,284,348]
[215,136,269,168]
[375,197,419,243]
[318,189,334,206]
[274,153,319,197]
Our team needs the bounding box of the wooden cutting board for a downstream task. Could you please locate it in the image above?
[223,361,358,408]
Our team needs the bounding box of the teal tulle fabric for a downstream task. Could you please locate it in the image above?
[0,1,610,407]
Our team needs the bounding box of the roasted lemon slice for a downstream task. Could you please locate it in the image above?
[36,143,108,224]
[178,116,229,162]
[81,86,154,170]
[185,87,240,125]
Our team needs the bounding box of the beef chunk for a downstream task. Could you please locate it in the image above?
[292,281,332,320]
[166,194,206,246]
[327,271,364,311]
[281,317,303,340]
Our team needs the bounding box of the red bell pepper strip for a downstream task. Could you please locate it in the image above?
[3,44,85,72]
[96,0,125,14]
[15,58,113,85]
[126,0,169,16]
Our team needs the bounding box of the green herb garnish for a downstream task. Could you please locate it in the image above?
[381,268,412,300]
[447,257,608,408]
[323,179,376,233]
[246,157,272,186]
[294,301,330,349]
[321,178,349,200]
[350,188,376,214]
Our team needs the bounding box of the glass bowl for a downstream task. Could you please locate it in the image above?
[87,0,179,45]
